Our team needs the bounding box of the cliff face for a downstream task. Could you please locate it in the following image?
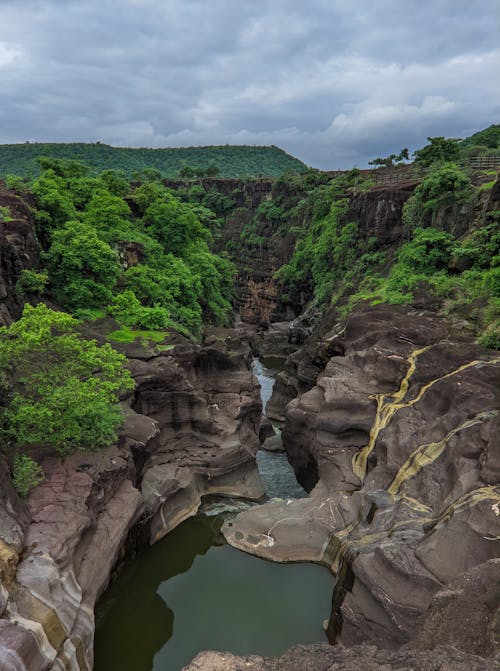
[214,179,420,326]
[0,189,39,326]
[224,303,500,662]
[0,328,264,670]
[213,179,298,324]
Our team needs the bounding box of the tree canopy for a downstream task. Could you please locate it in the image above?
[0,303,134,455]
[26,158,237,335]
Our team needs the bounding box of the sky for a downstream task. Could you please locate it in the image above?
[0,0,499,169]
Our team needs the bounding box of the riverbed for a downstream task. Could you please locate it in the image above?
[94,357,332,671]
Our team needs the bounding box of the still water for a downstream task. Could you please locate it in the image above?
[94,355,330,671]
[253,356,307,500]
[94,515,332,671]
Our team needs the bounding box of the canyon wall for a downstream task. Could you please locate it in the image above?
[1,173,499,670]
[0,319,264,670]
[0,189,39,326]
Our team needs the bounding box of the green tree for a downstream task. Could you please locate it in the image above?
[31,170,77,238]
[368,148,410,167]
[179,165,196,179]
[206,162,220,177]
[45,221,121,309]
[143,196,208,257]
[0,303,134,455]
[413,136,461,166]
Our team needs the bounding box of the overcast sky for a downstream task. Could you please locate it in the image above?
[0,0,498,169]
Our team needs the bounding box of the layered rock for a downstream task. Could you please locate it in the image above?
[184,643,498,671]
[0,189,39,326]
[0,329,264,670]
[224,304,500,663]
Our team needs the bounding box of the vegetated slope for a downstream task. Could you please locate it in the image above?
[0,143,308,179]
[459,123,500,154]
[197,151,499,347]
[2,157,239,341]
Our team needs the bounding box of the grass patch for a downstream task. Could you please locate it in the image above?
[0,205,13,222]
[75,308,107,321]
[478,179,498,192]
[107,327,168,344]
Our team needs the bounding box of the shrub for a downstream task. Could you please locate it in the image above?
[107,291,171,331]
[403,164,472,230]
[12,454,44,498]
[0,303,134,455]
[15,269,48,297]
[397,227,454,273]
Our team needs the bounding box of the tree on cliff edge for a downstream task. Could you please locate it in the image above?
[0,303,134,460]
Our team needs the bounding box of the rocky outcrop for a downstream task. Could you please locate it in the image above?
[0,190,39,326]
[0,328,264,670]
[184,643,498,671]
[224,304,500,664]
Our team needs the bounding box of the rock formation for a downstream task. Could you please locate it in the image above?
[224,303,500,664]
[0,189,39,326]
[184,642,498,671]
[0,327,264,670]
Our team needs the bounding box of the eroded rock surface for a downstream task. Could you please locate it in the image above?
[224,304,500,664]
[183,643,498,671]
[0,190,39,326]
[0,329,264,670]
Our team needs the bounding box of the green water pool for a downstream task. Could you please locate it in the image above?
[94,514,333,671]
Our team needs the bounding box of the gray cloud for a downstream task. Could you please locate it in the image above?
[0,0,498,168]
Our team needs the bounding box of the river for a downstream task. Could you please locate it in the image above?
[94,357,331,671]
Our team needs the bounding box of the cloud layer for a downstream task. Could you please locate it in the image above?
[0,0,498,168]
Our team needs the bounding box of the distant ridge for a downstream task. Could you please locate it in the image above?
[0,142,308,179]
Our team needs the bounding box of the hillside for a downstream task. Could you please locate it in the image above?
[0,143,308,179]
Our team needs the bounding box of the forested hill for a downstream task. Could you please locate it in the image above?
[0,143,308,179]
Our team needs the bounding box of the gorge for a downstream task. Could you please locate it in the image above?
[0,146,499,671]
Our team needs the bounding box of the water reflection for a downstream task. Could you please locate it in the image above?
[94,516,215,671]
[94,515,332,671]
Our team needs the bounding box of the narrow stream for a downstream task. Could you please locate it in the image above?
[253,357,307,500]
[94,355,331,671]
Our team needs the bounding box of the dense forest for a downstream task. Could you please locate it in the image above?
[0,157,240,493]
[0,143,308,179]
[1,129,499,496]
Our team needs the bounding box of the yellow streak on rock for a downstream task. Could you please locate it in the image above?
[331,486,500,563]
[352,346,429,481]
[399,495,432,513]
[387,410,498,497]
[352,352,500,483]
[0,539,19,587]
[424,485,500,530]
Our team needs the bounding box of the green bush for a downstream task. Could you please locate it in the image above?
[397,227,454,273]
[256,201,285,224]
[403,164,472,230]
[107,291,171,331]
[12,454,44,498]
[15,269,48,297]
[0,303,134,455]
[45,221,121,309]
